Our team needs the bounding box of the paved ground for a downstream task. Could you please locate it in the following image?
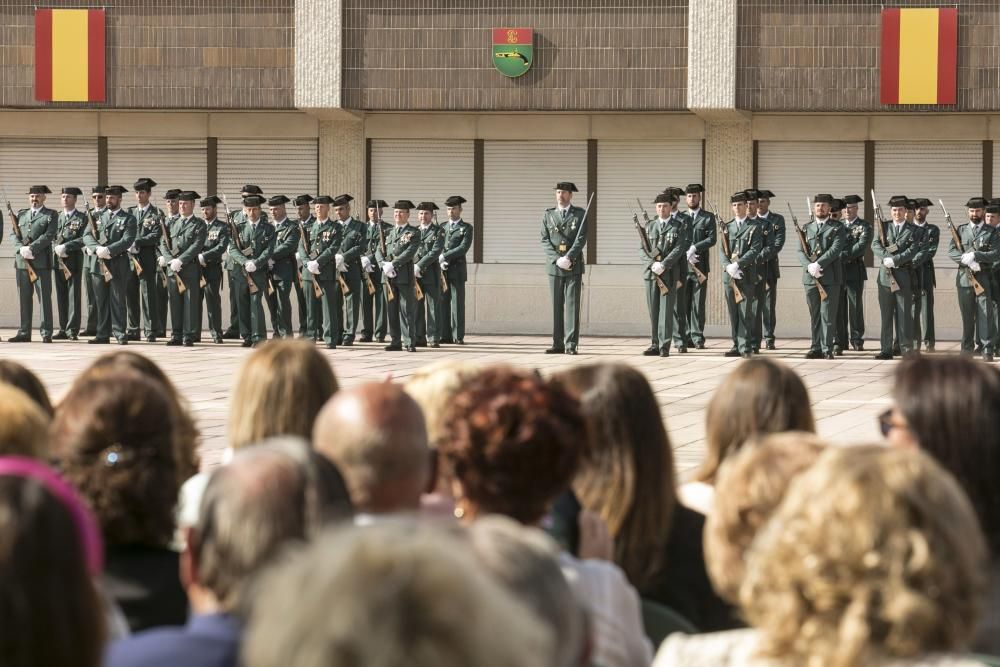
[0,330,929,474]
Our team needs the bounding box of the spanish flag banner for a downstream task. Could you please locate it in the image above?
[880,7,957,105]
[34,8,106,102]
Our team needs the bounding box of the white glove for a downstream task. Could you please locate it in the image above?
[414,265,422,278]
[387,266,397,279]
[438,253,446,264]
[128,243,138,255]
[198,253,207,267]
[726,262,743,279]
[971,261,982,273]
[54,244,67,258]
[382,261,394,274]
[19,246,34,260]
[267,259,275,269]
[158,255,168,267]
[651,261,665,275]
[307,260,320,275]
[169,258,182,273]
[687,244,698,256]
[245,260,257,273]
[961,251,976,266]
[556,256,572,270]
[85,247,94,256]
[688,253,700,265]
[365,263,375,273]
[361,255,372,271]
[441,260,449,271]
[335,253,344,269]
[295,251,302,261]
[97,247,111,260]
[882,257,896,269]
[807,262,822,278]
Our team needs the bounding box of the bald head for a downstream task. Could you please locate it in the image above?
[313,382,430,514]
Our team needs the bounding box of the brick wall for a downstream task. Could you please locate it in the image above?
[342,0,688,111]
[737,0,1000,112]
[0,0,294,109]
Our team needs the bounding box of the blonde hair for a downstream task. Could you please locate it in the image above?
[228,340,339,450]
[742,445,987,667]
[0,383,51,459]
[403,360,481,446]
[705,431,826,603]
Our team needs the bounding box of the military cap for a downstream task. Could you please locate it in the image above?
[905,199,918,210]
[990,198,1000,208]
[293,194,314,207]
[843,194,864,205]
[757,189,776,199]
[653,193,675,205]
[367,199,389,209]
[685,183,705,194]
[105,185,128,196]
[267,195,291,206]
[332,194,353,207]
[730,192,749,203]
[393,200,415,210]
[313,195,334,205]
[986,204,1000,214]
[61,187,83,196]
[416,201,439,211]
[966,197,988,209]
[241,184,264,195]
[831,198,845,212]
[744,188,762,200]
[28,185,51,194]
[445,195,467,207]
[243,194,266,207]
[178,191,200,202]
[915,198,934,208]
[133,178,157,192]
[164,189,181,200]
[92,185,107,195]
[200,195,222,207]
[887,195,909,207]
[554,182,579,193]
[814,194,835,204]
[663,187,685,198]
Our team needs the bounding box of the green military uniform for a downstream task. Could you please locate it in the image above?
[268,206,301,339]
[754,206,785,349]
[871,203,920,358]
[337,213,368,345]
[298,214,325,341]
[362,212,393,342]
[798,208,846,358]
[837,213,873,351]
[127,201,165,340]
[306,209,347,348]
[413,210,446,347]
[199,207,229,343]
[667,207,692,351]
[293,208,316,336]
[82,190,106,336]
[160,197,206,345]
[376,205,421,351]
[720,211,763,357]
[641,206,689,357]
[440,199,473,344]
[948,210,999,358]
[681,206,716,348]
[83,192,137,344]
[227,201,276,346]
[53,201,88,339]
[224,204,268,338]
[540,183,588,354]
[911,217,939,351]
[9,191,57,342]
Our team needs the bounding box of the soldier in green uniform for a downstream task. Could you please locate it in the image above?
[836,195,872,351]
[83,185,137,345]
[798,194,846,359]
[333,194,366,346]
[304,195,348,349]
[361,199,391,343]
[985,203,1000,353]
[641,192,689,357]
[541,182,588,355]
[265,195,300,339]
[949,197,998,361]
[125,178,164,342]
[292,195,314,337]
[659,187,691,353]
[197,196,229,344]
[754,189,785,350]
[223,185,266,339]
[157,190,180,338]
[439,195,473,345]
[51,187,87,340]
[681,184,716,349]
[82,186,107,336]
[412,201,445,348]
[376,200,421,352]
[227,194,275,348]
[872,195,920,360]
[8,185,57,343]
[825,198,847,355]
[720,192,762,358]
[911,198,939,352]
[158,191,206,347]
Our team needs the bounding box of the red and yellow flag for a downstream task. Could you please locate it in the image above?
[880,7,957,105]
[34,8,106,102]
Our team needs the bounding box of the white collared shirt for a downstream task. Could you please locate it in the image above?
[845,217,858,225]
[30,207,41,215]
[274,217,288,226]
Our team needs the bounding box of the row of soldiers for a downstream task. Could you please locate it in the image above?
[2,181,474,350]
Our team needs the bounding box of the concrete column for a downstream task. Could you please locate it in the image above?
[294,0,342,111]
[319,119,365,201]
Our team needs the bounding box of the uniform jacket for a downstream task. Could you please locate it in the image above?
[842,217,873,283]
[129,205,165,273]
[797,219,846,287]
[948,222,1000,289]
[442,218,473,282]
[307,219,345,284]
[56,209,88,273]
[911,223,940,290]
[337,217,367,283]
[226,219,275,288]
[686,209,717,275]
[871,220,919,289]
[414,223,446,289]
[641,217,689,288]
[756,211,786,282]
[200,219,230,280]
[83,208,137,278]
[541,204,588,277]
[363,220,394,279]
[160,215,207,284]
[11,206,57,271]
[376,223,421,285]
[270,218,301,283]
[719,218,763,285]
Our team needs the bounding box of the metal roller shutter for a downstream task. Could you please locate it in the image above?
[757,141,866,267]
[217,139,318,201]
[483,141,587,264]
[369,139,475,219]
[875,141,982,268]
[596,140,702,264]
[107,138,208,199]
[0,137,98,258]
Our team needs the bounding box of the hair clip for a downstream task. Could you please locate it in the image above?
[103,443,124,467]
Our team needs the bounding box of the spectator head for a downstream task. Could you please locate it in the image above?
[0,456,105,667]
[228,340,339,451]
[439,366,586,525]
[403,360,482,446]
[0,384,51,459]
[0,360,53,416]
[553,363,675,592]
[185,438,352,614]
[243,519,554,667]
[468,516,590,667]
[696,358,814,484]
[743,445,986,664]
[705,431,826,603]
[891,355,1000,553]
[53,370,179,548]
[313,382,430,514]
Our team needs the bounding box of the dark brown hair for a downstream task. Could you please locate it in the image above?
[53,370,180,547]
[0,359,53,416]
[893,355,1000,553]
[439,366,586,525]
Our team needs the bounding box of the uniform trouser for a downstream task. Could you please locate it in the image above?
[225,270,240,334]
[203,271,224,337]
[264,274,280,335]
[126,266,140,334]
[548,273,583,350]
[155,274,168,337]
[685,272,709,345]
[362,273,385,339]
[168,272,201,341]
[84,263,97,333]
[645,278,677,350]
[913,285,935,347]
[91,269,128,340]
[959,284,993,355]
[316,279,343,346]
[671,278,689,347]
[294,274,308,334]
[16,268,53,339]
[441,279,466,342]
[235,270,268,342]
[805,283,840,354]
[303,278,324,338]
[836,281,866,347]
[759,277,778,344]
[724,279,755,354]
[342,271,363,341]
[137,267,160,337]
[878,283,913,355]
[386,280,417,347]
[750,280,767,349]
[414,281,441,345]
[271,275,294,338]
[55,264,82,336]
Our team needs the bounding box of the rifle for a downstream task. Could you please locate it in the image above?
[128,212,145,277]
[871,190,901,293]
[81,197,112,283]
[940,198,985,297]
[52,211,73,281]
[679,201,709,285]
[298,219,324,299]
[433,212,448,294]
[708,197,743,304]
[788,200,828,302]
[159,215,188,295]
[3,190,39,284]
[222,195,259,296]
[378,219,395,302]
[150,212,169,289]
[628,200,668,296]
